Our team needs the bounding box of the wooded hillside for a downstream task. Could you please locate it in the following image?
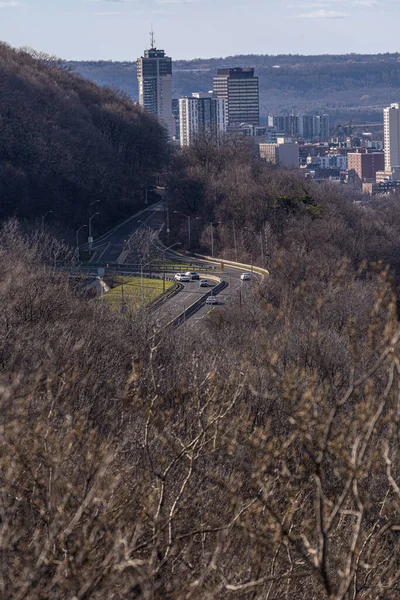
[0,43,169,231]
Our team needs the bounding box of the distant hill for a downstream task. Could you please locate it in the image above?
[0,43,169,230]
[67,53,400,125]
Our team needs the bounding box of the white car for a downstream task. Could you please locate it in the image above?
[240,272,252,281]
[205,295,218,305]
[174,273,190,282]
[199,279,208,288]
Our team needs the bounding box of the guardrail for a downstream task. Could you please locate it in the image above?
[147,282,182,311]
[165,277,227,330]
[192,254,270,280]
[70,261,217,275]
[154,241,269,279]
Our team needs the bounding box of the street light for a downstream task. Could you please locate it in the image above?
[88,212,99,255]
[196,217,222,258]
[41,210,53,231]
[76,224,87,255]
[138,220,152,258]
[166,206,170,244]
[173,210,191,249]
[244,227,264,265]
[88,200,100,255]
[220,219,238,262]
[162,242,181,292]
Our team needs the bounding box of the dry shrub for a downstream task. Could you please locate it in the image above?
[2,221,400,599]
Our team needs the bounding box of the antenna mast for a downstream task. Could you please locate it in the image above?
[150,26,155,49]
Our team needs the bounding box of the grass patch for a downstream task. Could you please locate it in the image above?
[102,276,174,310]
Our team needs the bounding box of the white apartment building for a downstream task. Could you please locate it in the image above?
[384,103,400,172]
[319,155,347,170]
[319,156,331,169]
[179,94,226,147]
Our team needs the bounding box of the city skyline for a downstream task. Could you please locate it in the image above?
[0,0,400,61]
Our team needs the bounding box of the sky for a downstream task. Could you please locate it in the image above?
[0,0,399,61]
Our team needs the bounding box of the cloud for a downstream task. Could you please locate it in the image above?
[286,2,333,7]
[86,0,140,3]
[94,9,143,13]
[353,0,380,5]
[289,8,351,17]
[156,0,200,3]
[94,10,128,14]
[284,0,381,6]
[0,1,20,6]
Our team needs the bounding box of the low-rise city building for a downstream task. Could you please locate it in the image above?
[363,180,400,196]
[347,151,385,185]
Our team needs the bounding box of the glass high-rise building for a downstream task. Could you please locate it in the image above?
[137,44,173,137]
[213,67,259,127]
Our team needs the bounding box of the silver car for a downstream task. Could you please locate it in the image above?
[240,272,252,281]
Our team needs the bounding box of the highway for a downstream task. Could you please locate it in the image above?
[87,201,166,264]
[153,266,254,329]
[81,200,258,327]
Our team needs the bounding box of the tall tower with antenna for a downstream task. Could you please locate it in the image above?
[137,30,173,137]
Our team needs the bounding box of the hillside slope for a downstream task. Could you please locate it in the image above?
[68,52,400,124]
[0,43,169,230]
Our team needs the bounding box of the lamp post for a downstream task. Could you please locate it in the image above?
[232,221,238,262]
[196,217,219,257]
[138,220,152,257]
[162,242,181,292]
[88,212,99,255]
[88,200,100,255]
[41,210,53,232]
[259,230,264,265]
[166,206,170,245]
[173,210,191,249]
[76,224,87,255]
[220,219,238,262]
[144,179,148,205]
[244,226,264,265]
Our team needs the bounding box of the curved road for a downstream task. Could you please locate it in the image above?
[82,200,257,327]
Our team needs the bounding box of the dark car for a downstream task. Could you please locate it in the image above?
[185,271,200,280]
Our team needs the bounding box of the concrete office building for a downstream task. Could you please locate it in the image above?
[320,114,330,142]
[213,67,259,127]
[259,138,299,168]
[179,94,226,147]
[137,38,173,136]
[384,103,400,172]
